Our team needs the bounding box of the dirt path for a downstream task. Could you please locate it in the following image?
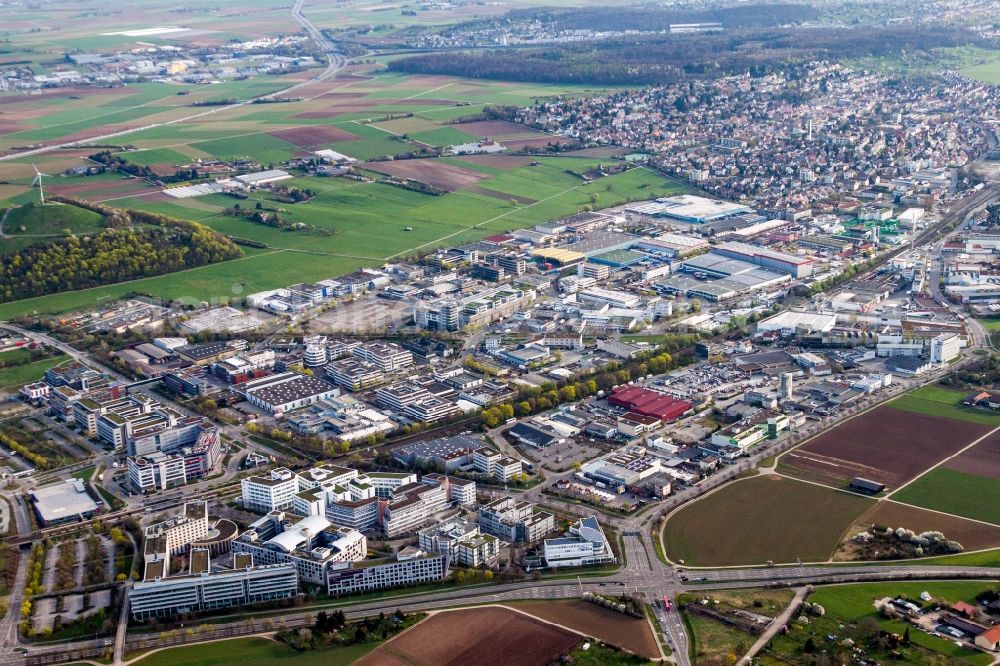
[738,587,808,665]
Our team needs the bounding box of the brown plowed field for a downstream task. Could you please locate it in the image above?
[0,87,134,106]
[453,119,537,137]
[944,431,1000,479]
[780,451,885,488]
[357,607,579,666]
[780,408,989,489]
[49,178,155,198]
[0,122,28,136]
[455,154,537,170]
[467,186,536,204]
[386,98,456,106]
[314,90,368,100]
[269,125,359,146]
[362,158,487,191]
[507,600,659,658]
[850,501,1000,552]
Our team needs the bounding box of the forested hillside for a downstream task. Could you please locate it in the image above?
[389,26,983,85]
[0,199,241,302]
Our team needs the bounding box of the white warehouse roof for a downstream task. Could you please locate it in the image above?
[756,311,837,334]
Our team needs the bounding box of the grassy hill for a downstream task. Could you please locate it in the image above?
[1,202,105,254]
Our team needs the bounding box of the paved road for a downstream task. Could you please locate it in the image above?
[0,324,125,381]
[111,582,130,666]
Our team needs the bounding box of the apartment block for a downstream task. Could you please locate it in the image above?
[327,547,446,596]
[130,563,298,620]
[478,497,554,544]
[233,513,366,585]
[351,342,413,373]
[417,518,499,567]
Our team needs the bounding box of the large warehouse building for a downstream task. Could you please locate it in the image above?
[712,242,814,278]
[627,195,752,224]
[608,386,692,421]
[756,311,838,336]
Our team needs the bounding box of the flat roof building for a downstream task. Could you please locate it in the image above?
[239,372,340,416]
[327,547,446,596]
[628,195,752,223]
[130,563,298,620]
[608,386,692,421]
[712,242,814,278]
[31,479,99,526]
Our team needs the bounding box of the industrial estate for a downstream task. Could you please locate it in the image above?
[1,1,1000,665]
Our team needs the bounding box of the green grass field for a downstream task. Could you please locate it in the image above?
[912,547,1000,567]
[0,250,368,320]
[121,148,192,167]
[409,127,480,147]
[684,612,752,664]
[978,317,1000,331]
[961,58,1000,84]
[191,134,299,165]
[663,476,873,566]
[886,384,1000,426]
[70,466,95,482]
[1,202,106,254]
[131,637,378,666]
[0,354,68,389]
[681,589,793,664]
[893,468,1000,525]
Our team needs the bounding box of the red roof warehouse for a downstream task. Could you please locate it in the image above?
[608,386,692,421]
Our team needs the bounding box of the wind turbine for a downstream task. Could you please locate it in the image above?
[30,164,50,205]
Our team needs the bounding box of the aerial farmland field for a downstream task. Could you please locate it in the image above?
[886,383,1000,425]
[504,600,660,658]
[777,405,992,489]
[663,475,874,566]
[357,607,580,666]
[837,500,1000,558]
[892,468,1000,525]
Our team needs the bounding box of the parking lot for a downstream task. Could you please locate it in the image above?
[519,438,603,473]
[313,296,411,334]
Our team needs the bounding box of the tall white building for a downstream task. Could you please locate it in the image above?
[930,333,962,364]
[543,515,616,568]
[240,468,300,513]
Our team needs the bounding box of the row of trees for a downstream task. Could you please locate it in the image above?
[88,150,203,185]
[0,431,48,469]
[281,609,409,651]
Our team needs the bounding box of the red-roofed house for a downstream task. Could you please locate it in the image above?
[952,601,979,619]
[975,625,1000,652]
